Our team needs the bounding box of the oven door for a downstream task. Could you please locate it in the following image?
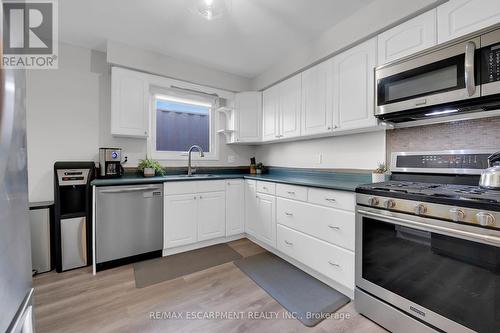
[375,37,480,117]
[356,206,500,333]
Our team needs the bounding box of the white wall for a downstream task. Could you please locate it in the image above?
[252,0,444,90]
[255,131,386,170]
[26,42,255,202]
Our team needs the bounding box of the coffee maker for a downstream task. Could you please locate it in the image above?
[98,148,124,178]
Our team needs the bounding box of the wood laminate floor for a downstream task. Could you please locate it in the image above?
[33,239,387,333]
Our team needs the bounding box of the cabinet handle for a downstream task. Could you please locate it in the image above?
[328,261,340,267]
[287,191,295,195]
[262,186,268,190]
[284,212,293,216]
[327,126,332,130]
[199,195,202,199]
[284,240,293,246]
[194,196,197,200]
[325,198,337,202]
[328,225,340,230]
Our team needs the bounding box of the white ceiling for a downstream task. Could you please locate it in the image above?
[59,0,375,78]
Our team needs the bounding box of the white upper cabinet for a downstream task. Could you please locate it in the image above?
[111,67,149,138]
[437,0,500,43]
[262,85,280,141]
[301,61,333,135]
[377,10,437,65]
[332,37,378,131]
[234,92,262,143]
[279,74,302,139]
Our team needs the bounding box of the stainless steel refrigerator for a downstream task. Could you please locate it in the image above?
[0,55,35,332]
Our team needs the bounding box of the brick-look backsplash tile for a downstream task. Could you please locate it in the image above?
[386,116,500,163]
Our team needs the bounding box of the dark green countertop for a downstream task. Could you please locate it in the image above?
[91,169,373,192]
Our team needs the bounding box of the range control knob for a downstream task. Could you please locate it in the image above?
[476,212,496,226]
[383,199,396,209]
[414,203,427,215]
[368,197,379,206]
[449,208,465,222]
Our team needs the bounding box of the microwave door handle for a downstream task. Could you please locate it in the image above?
[465,41,476,97]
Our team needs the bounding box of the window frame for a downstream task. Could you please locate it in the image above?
[148,92,219,161]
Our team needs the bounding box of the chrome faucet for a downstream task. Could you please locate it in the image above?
[187,145,205,176]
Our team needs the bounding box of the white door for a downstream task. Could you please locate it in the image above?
[235,92,262,143]
[377,9,437,65]
[279,74,302,139]
[262,86,279,141]
[226,180,244,236]
[164,194,197,248]
[197,191,226,241]
[110,67,149,138]
[244,180,259,237]
[301,61,333,135]
[255,193,276,247]
[437,0,500,43]
[332,37,378,131]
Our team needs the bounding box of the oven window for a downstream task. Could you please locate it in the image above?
[362,217,500,332]
[377,54,465,106]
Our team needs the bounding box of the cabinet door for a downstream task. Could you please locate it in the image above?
[301,61,333,135]
[197,191,226,241]
[279,74,302,139]
[226,180,244,236]
[111,67,149,138]
[235,92,262,143]
[164,194,197,248]
[262,86,279,141]
[244,180,259,237]
[255,193,276,247]
[437,0,500,43]
[377,10,437,65]
[332,37,378,131]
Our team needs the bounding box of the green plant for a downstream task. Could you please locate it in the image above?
[138,158,165,176]
[256,162,265,170]
[373,162,388,174]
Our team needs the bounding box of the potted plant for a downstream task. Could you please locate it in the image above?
[372,163,388,183]
[256,162,265,175]
[138,158,165,177]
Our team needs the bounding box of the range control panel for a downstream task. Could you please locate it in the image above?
[482,43,500,83]
[391,151,493,174]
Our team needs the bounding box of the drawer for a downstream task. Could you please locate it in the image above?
[164,181,196,195]
[195,180,226,193]
[277,224,354,290]
[308,188,355,211]
[256,181,276,195]
[276,184,308,201]
[277,198,355,251]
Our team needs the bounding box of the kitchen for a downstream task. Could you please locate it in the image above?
[2,0,500,332]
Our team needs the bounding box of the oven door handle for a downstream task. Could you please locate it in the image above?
[358,209,500,246]
[464,41,476,97]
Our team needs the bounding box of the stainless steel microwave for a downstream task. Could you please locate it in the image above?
[375,26,500,123]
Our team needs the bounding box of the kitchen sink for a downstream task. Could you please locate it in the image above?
[167,174,219,178]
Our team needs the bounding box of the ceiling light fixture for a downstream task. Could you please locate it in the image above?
[191,0,230,21]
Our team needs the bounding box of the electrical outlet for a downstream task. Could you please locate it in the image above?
[227,155,235,163]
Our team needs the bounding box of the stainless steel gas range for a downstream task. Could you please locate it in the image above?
[355,150,500,333]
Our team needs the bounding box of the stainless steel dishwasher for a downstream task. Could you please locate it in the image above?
[95,184,163,270]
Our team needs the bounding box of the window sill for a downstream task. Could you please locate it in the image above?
[150,151,219,161]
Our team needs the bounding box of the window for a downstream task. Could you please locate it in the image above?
[150,94,217,160]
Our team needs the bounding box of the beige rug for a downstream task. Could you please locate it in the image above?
[133,243,242,288]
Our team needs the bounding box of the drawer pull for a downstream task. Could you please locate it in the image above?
[284,240,293,246]
[328,261,340,267]
[328,225,340,230]
[287,191,296,195]
[262,186,268,190]
[284,212,294,216]
[325,198,337,202]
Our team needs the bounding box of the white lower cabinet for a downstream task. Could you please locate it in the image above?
[164,181,226,249]
[226,180,245,236]
[245,180,276,248]
[277,224,354,290]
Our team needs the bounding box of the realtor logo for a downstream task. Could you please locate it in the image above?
[2,0,58,69]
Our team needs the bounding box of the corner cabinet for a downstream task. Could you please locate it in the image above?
[437,0,500,43]
[377,9,437,65]
[332,37,378,131]
[110,67,149,138]
[234,92,262,143]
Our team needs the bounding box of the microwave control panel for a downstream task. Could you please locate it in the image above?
[482,43,500,83]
